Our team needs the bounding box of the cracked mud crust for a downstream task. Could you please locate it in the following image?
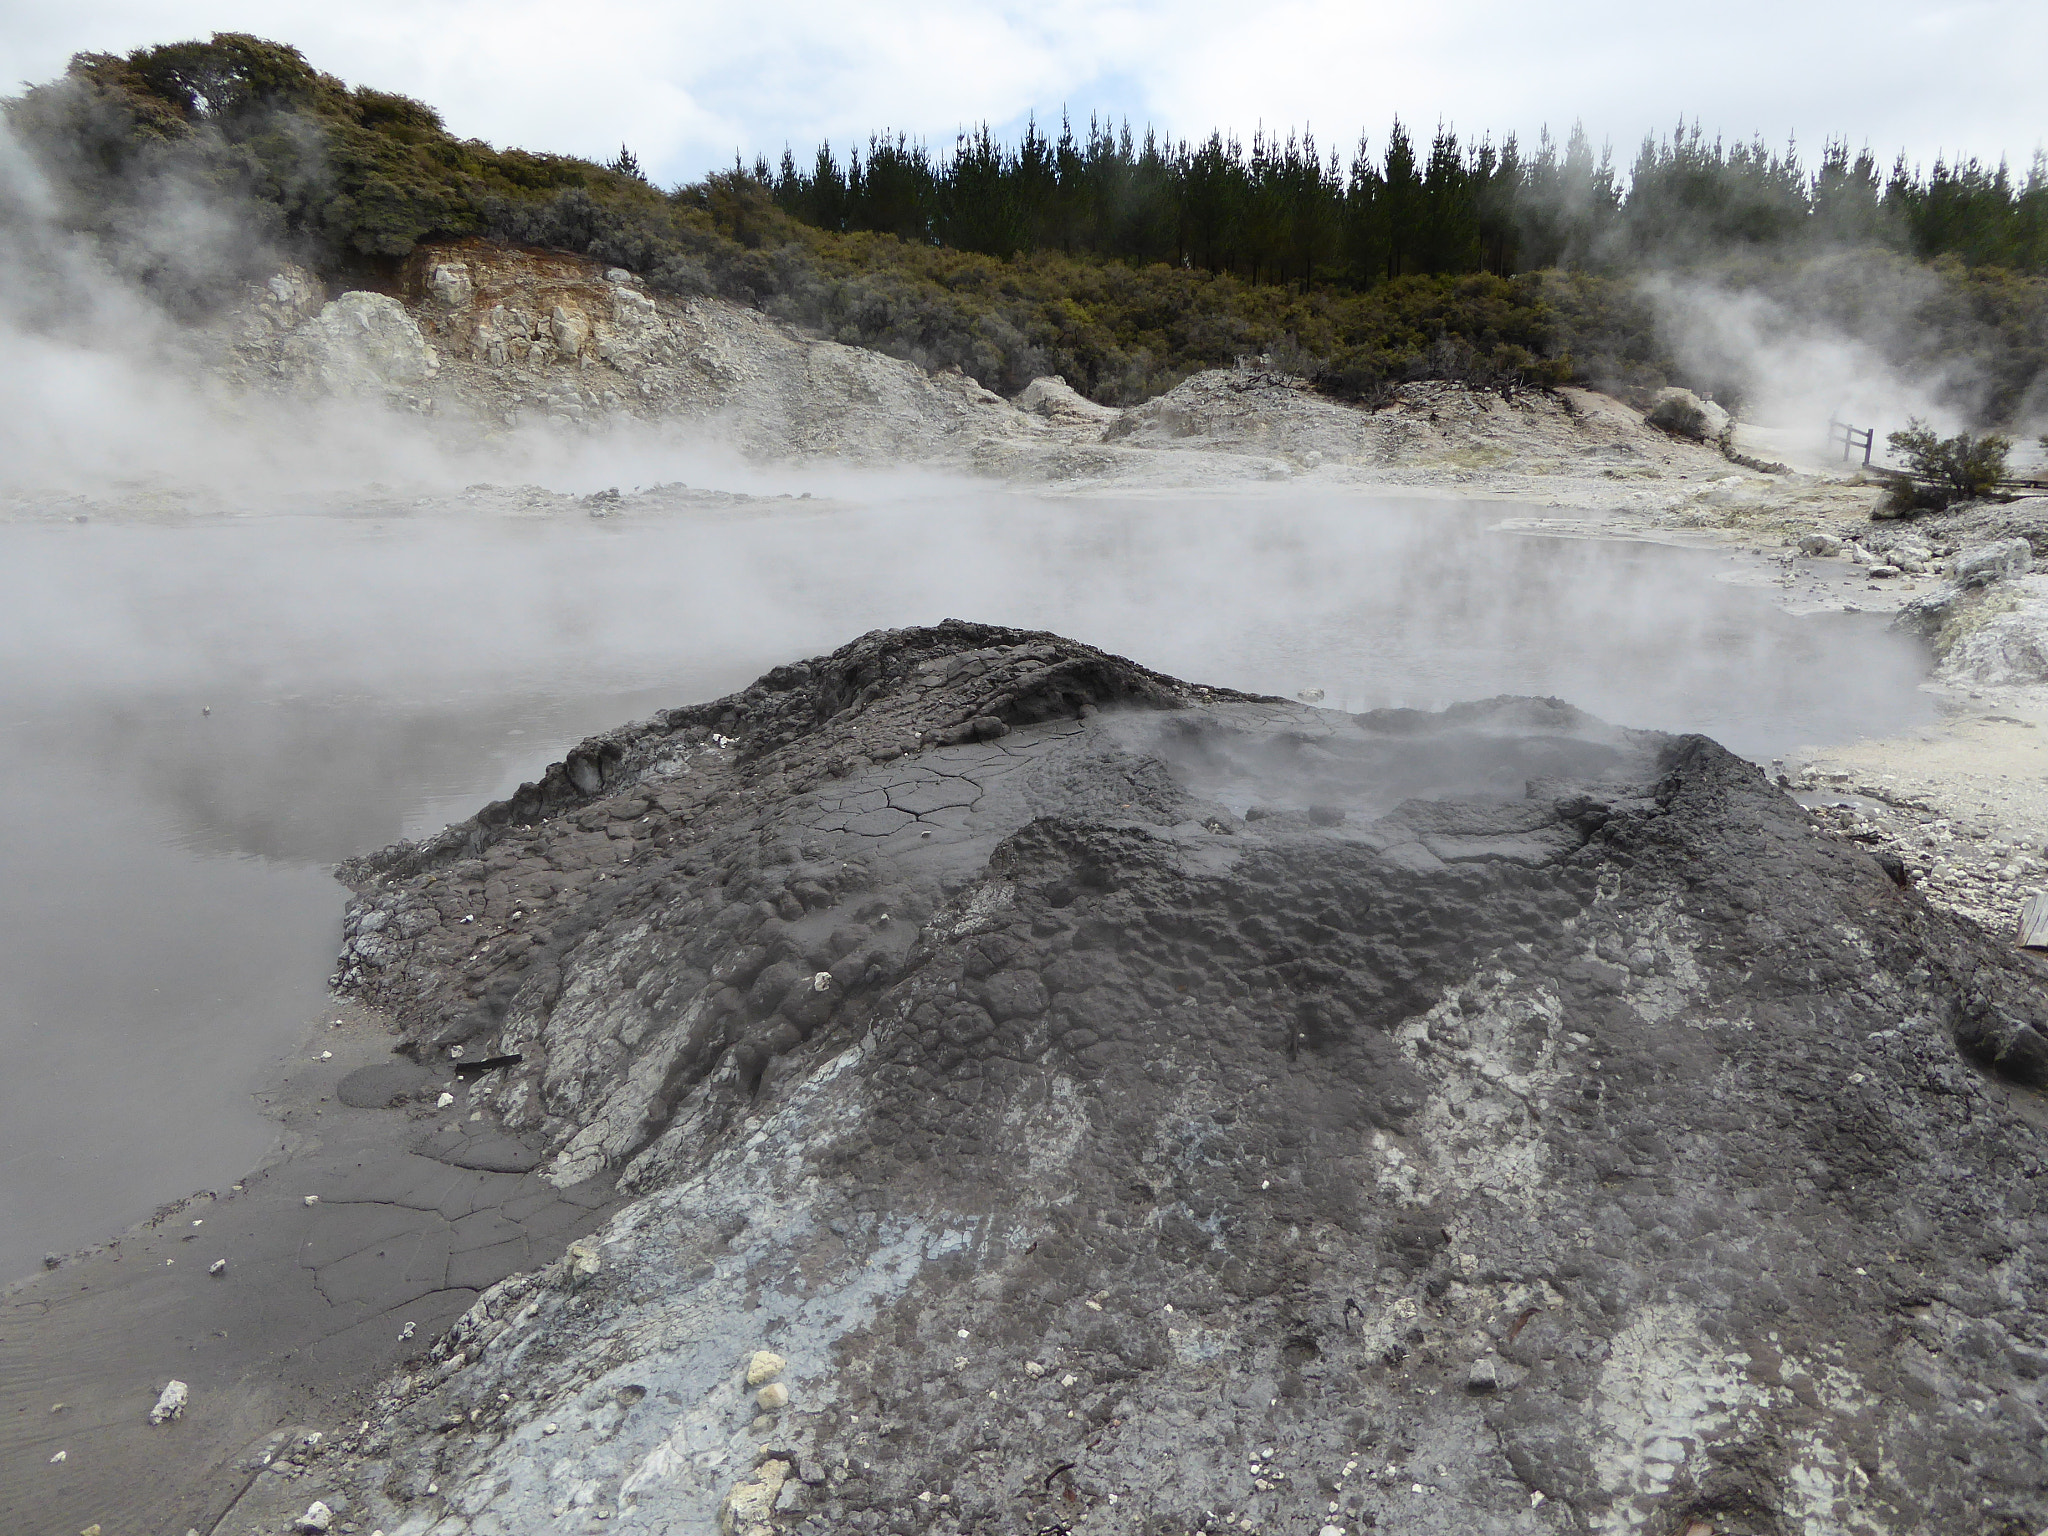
[160,622,2048,1536]
[0,1002,614,1536]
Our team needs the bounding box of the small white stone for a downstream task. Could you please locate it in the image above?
[320,1051,333,1060]
[209,1259,227,1276]
[543,1422,559,1435]
[1024,1361,1045,1378]
[149,1380,188,1424]
[957,1328,970,1339]
[298,1500,333,1532]
[756,1383,789,1411]
[746,1350,786,1386]
[436,1092,455,1108]
[1059,1373,1077,1387]
[48,1449,65,1463]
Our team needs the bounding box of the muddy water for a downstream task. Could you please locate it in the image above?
[0,494,1933,1279]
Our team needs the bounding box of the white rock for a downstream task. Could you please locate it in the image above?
[1015,375,1121,430]
[745,1350,786,1386]
[297,1501,333,1532]
[425,262,474,312]
[209,1259,227,1276]
[435,1092,455,1108]
[1954,538,2032,588]
[148,1379,188,1424]
[719,1459,791,1536]
[550,304,589,361]
[756,1382,789,1411]
[282,292,440,394]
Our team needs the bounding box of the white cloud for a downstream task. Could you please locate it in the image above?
[3,0,2042,184]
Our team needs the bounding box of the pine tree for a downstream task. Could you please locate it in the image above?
[608,143,646,182]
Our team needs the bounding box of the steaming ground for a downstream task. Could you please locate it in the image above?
[0,494,1937,1277]
[6,235,2048,1536]
[0,228,2038,1280]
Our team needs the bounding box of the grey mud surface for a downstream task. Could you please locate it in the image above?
[12,620,2048,1536]
[0,1004,612,1536]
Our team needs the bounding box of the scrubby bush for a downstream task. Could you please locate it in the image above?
[1881,418,2013,514]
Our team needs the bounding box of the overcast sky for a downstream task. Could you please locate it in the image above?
[5,2,2044,186]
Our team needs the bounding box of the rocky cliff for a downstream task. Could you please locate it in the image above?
[211,241,1738,483]
[253,622,2048,1536]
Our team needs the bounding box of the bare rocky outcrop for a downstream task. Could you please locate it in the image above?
[1103,369,1735,478]
[279,291,442,397]
[205,240,1744,486]
[222,240,1044,463]
[284,623,2048,1536]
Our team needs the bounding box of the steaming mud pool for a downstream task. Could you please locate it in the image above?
[0,493,1979,1536]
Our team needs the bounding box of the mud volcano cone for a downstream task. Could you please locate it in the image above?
[324,621,2048,1536]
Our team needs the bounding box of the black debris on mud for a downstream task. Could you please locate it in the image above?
[290,621,2048,1536]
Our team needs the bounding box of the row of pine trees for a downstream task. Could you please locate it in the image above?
[750,117,2048,285]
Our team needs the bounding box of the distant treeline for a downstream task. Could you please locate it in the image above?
[759,117,2048,283]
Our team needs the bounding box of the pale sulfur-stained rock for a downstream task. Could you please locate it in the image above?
[281,292,439,395]
[719,1459,790,1536]
[425,261,473,312]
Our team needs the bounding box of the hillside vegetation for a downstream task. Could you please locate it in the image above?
[9,33,2047,421]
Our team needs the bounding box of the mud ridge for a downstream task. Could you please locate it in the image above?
[249,623,2048,1536]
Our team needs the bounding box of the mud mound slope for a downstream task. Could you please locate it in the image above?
[321,624,2048,1536]
[1105,370,1734,475]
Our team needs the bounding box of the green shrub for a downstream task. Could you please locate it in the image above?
[1882,418,2012,513]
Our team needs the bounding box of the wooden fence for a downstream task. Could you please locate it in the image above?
[1826,418,1874,466]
